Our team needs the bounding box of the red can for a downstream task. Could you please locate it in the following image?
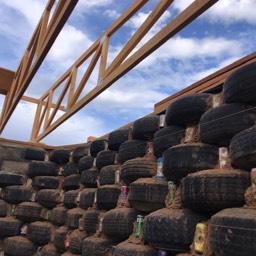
[121,186,129,205]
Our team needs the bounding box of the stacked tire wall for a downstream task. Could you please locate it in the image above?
[0,62,256,255]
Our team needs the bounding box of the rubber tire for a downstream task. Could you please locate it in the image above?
[78,188,97,210]
[82,209,101,235]
[209,208,256,256]
[63,174,81,191]
[50,206,68,226]
[132,116,160,141]
[97,185,121,210]
[90,140,108,157]
[36,189,61,209]
[63,190,79,209]
[121,158,157,185]
[66,208,86,229]
[165,93,211,126]
[223,62,256,104]
[14,202,45,223]
[199,103,256,146]
[4,236,38,256]
[181,169,250,213]
[115,242,157,256]
[230,126,256,170]
[163,143,219,182]
[129,177,169,212]
[32,176,60,189]
[2,185,32,204]
[0,217,22,237]
[72,146,90,163]
[108,129,130,151]
[54,226,69,253]
[27,221,54,245]
[24,147,46,161]
[28,161,57,178]
[80,168,99,188]
[78,156,94,172]
[63,162,78,177]
[0,173,27,186]
[153,126,185,158]
[96,150,116,170]
[99,165,120,185]
[143,208,205,252]
[49,148,71,164]
[102,208,139,242]
[69,229,87,254]
[118,140,147,164]
[82,236,112,256]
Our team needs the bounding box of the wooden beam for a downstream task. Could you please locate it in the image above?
[33,0,218,142]
[45,75,72,128]
[69,46,102,107]
[154,51,256,113]
[21,95,65,111]
[98,35,109,84]
[0,0,78,134]
[0,68,15,95]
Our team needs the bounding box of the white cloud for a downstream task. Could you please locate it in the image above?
[133,36,243,68]
[207,0,256,25]
[47,25,93,68]
[78,0,113,8]
[42,113,107,145]
[0,0,47,26]
[104,9,121,19]
[173,0,256,25]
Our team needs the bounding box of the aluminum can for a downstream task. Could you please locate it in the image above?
[120,185,129,205]
[135,215,144,238]
[115,170,120,184]
[194,223,207,253]
[159,114,166,128]
[157,157,164,179]
[168,181,176,206]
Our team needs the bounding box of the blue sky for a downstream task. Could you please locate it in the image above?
[0,0,255,145]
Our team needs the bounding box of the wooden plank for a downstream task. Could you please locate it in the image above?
[46,75,72,128]
[67,67,77,109]
[154,51,256,113]
[98,35,109,84]
[33,0,218,142]
[30,101,43,141]
[0,0,78,134]
[69,45,102,107]
[36,9,50,55]
[44,90,53,130]
[0,68,15,95]
[105,0,174,76]
[20,95,65,111]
